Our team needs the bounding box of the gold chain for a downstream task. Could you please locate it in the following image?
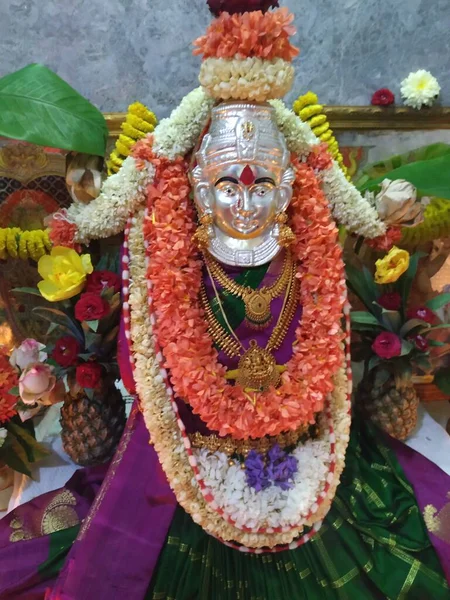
[204,249,293,328]
[189,421,319,458]
[201,258,300,392]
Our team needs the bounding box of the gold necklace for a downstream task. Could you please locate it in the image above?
[201,260,299,392]
[204,249,293,329]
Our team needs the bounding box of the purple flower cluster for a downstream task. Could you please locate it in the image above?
[245,444,298,492]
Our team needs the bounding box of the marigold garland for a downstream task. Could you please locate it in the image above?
[137,136,346,440]
[293,91,349,179]
[0,227,51,261]
[107,102,158,175]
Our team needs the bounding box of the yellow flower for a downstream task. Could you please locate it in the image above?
[375,246,410,284]
[37,247,93,302]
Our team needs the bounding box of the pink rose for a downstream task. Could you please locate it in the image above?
[19,363,64,406]
[10,339,47,371]
[372,332,402,359]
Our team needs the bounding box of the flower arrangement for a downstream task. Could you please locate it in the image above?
[371,88,395,106]
[194,7,298,102]
[0,346,50,477]
[0,227,51,261]
[13,246,122,405]
[400,69,440,110]
[347,247,450,393]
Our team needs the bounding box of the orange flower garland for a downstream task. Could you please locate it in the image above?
[193,7,299,62]
[137,136,346,440]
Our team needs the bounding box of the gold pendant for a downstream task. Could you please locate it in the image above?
[243,290,272,329]
[236,340,281,392]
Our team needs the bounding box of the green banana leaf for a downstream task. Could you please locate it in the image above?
[357,153,450,199]
[0,64,108,156]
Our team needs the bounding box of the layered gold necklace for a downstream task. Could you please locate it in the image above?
[203,249,294,329]
[201,256,299,392]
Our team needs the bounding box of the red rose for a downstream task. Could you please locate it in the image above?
[406,307,436,324]
[76,363,102,389]
[86,270,121,294]
[378,292,402,311]
[371,88,395,106]
[52,336,80,367]
[207,0,279,16]
[75,293,110,322]
[372,332,402,359]
[412,334,429,351]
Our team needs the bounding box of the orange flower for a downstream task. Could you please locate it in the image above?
[142,145,346,440]
[193,7,299,61]
[0,354,18,423]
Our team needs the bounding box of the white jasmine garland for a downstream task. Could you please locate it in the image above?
[401,69,440,110]
[321,161,386,238]
[69,157,155,244]
[270,98,318,156]
[199,57,294,103]
[153,87,215,160]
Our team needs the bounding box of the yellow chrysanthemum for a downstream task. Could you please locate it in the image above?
[37,246,93,302]
[375,246,410,284]
[401,198,450,245]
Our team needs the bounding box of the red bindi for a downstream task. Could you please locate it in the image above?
[239,165,256,186]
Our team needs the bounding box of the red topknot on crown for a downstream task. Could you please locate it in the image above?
[207,0,279,16]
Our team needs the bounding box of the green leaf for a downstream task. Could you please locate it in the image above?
[78,352,94,360]
[33,307,84,344]
[85,387,95,401]
[46,322,60,336]
[434,368,450,395]
[368,356,381,371]
[86,320,99,332]
[351,312,382,327]
[84,331,102,350]
[346,264,378,314]
[6,421,50,463]
[357,153,450,199]
[401,340,415,356]
[427,324,450,332]
[397,252,427,313]
[12,287,42,297]
[399,318,431,338]
[8,386,19,396]
[378,308,402,333]
[425,293,450,311]
[428,339,447,347]
[0,64,108,156]
[0,432,32,477]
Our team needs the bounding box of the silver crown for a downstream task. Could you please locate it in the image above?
[195,102,290,182]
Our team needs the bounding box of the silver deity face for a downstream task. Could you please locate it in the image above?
[213,164,279,239]
[192,102,294,267]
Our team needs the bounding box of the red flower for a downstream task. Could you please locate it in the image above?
[86,270,121,295]
[372,332,402,359]
[52,336,80,367]
[378,292,402,311]
[75,293,110,322]
[412,334,429,351]
[0,354,18,423]
[76,363,102,389]
[366,227,402,251]
[207,0,279,16]
[371,88,395,106]
[407,306,436,324]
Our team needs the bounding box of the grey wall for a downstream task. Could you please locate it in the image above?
[2,0,449,118]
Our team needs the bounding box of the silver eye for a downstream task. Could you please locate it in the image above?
[255,186,267,197]
[224,186,235,197]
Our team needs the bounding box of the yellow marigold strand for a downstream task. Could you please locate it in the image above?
[401,198,450,245]
[0,228,50,261]
[107,102,158,175]
[293,91,350,180]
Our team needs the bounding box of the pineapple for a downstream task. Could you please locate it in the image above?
[60,383,126,466]
[358,370,419,440]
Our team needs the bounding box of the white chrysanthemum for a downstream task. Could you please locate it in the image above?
[401,69,440,110]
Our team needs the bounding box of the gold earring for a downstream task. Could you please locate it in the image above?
[193,213,213,249]
[275,212,295,247]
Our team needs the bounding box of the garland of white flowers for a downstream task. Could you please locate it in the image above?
[126,208,352,550]
[200,58,294,103]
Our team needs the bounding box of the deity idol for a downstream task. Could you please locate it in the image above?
[4,1,449,598]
